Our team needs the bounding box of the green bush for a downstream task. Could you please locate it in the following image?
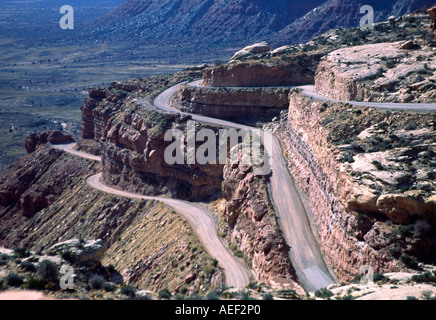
[120,286,136,298]
[14,247,30,258]
[158,288,171,300]
[134,294,152,300]
[206,291,220,300]
[89,274,106,290]
[407,296,418,300]
[5,273,23,287]
[186,293,203,300]
[173,293,185,300]
[179,286,188,295]
[25,278,45,290]
[20,261,36,272]
[102,282,116,292]
[262,293,274,300]
[276,289,298,299]
[411,271,436,284]
[61,251,76,264]
[315,288,334,299]
[36,260,58,283]
[400,254,420,269]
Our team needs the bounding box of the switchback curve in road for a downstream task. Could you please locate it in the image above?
[52,143,251,290]
[153,84,337,291]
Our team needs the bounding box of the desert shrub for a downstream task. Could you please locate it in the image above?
[102,282,115,292]
[0,254,9,266]
[19,261,36,272]
[400,254,419,269]
[246,282,258,290]
[411,271,436,284]
[373,274,388,283]
[413,220,431,238]
[158,288,171,300]
[120,286,136,298]
[206,290,220,300]
[398,224,413,236]
[238,290,253,300]
[61,251,76,263]
[14,247,30,258]
[0,280,3,291]
[186,293,203,300]
[262,293,274,300]
[202,264,215,275]
[372,160,384,170]
[178,286,188,295]
[315,288,334,299]
[407,296,418,300]
[173,293,185,300]
[36,260,58,282]
[89,274,106,290]
[135,294,152,300]
[276,289,298,299]
[5,273,23,287]
[421,290,434,300]
[25,278,45,290]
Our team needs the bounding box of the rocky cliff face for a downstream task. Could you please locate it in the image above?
[174,84,289,121]
[218,160,302,291]
[74,72,296,287]
[102,110,224,201]
[274,0,433,45]
[202,53,319,87]
[273,90,436,280]
[101,0,326,46]
[0,143,221,294]
[315,40,436,103]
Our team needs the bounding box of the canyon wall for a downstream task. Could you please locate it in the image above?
[174,84,289,121]
[280,91,436,281]
[219,159,302,291]
[315,42,436,103]
[202,59,317,87]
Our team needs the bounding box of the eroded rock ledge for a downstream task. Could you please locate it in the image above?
[315,41,436,103]
[173,84,289,121]
[276,90,436,281]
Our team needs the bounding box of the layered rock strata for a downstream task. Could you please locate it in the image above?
[174,84,290,121]
[278,91,436,281]
[315,41,436,103]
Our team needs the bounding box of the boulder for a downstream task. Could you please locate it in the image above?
[230,42,270,61]
[48,239,107,266]
[397,40,414,50]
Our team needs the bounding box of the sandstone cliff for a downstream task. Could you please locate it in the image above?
[174,84,289,121]
[0,143,221,294]
[217,159,303,291]
[272,90,436,281]
[315,41,436,103]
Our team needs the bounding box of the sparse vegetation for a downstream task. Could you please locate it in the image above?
[89,274,106,290]
[315,288,334,299]
[120,286,136,298]
[36,260,58,283]
[4,273,23,287]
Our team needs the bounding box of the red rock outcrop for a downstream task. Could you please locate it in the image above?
[202,57,318,88]
[219,158,302,290]
[278,91,436,281]
[24,131,73,154]
[101,110,224,201]
[174,84,289,120]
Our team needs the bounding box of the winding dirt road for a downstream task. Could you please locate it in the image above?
[52,145,251,290]
[153,84,337,291]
